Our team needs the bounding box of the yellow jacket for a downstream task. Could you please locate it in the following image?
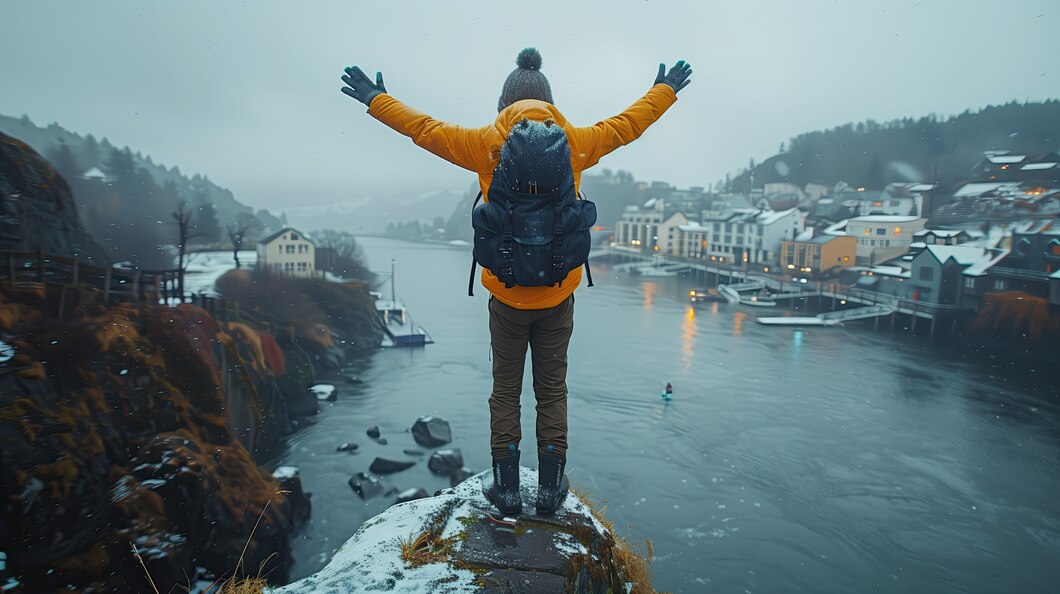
[369,83,678,309]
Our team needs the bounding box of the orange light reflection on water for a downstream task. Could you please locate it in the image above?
[642,281,657,311]
[681,306,696,367]
[733,311,747,336]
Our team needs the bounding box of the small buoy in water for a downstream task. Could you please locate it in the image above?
[661,382,673,401]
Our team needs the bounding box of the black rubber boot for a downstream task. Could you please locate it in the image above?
[535,445,569,516]
[482,444,522,516]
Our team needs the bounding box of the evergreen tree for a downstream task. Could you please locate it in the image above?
[48,139,79,182]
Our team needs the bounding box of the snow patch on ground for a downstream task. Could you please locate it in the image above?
[268,494,478,594]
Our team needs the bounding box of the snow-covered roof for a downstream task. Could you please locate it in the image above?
[259,227,312,245]
[963,249,1010,277]
[1021,162,1058,171]
[849,215,922,223]
[823,219,849,236]
[954,182,1024,198]
[795,228,814,242]
[643,198,658,209]
[817,198,834,205]
[922,245,996,267]
[756,208,800,225]
[909,183,939,192]
[987,155,1026,164]
[914,229,965,238]
[909,242,926,249]
[678,224,710,232]
[1052,269,1060,279]
[868,266,909,278]
[82,166,107,180]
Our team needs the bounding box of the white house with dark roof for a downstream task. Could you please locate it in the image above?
[847,215,926,265]
[257,227,316,277]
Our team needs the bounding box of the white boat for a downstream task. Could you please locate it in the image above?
[739,293,777,307]
[375,259,433,348]
[717,285,741,303]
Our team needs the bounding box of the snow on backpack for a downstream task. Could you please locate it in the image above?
[468,117,597,296]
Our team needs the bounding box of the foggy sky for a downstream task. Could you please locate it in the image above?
[2,1,1058,212]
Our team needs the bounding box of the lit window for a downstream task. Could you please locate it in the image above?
[863,228,870,236]
[893,227,902,235]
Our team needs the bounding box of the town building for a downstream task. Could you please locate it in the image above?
[780,235,856,277]
[846,215,926,265]
[257,227,316,277]
[909,245,1001,305]
[614,199,666,250]
[700,208,804,266]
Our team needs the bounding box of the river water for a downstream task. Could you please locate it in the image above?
[276,236,1060,593]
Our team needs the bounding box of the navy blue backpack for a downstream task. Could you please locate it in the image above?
[468,118,597,296]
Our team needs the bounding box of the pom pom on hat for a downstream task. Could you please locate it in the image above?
[516,47,543,70]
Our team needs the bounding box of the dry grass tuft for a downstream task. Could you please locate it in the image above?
[215,576,268,594]
[570,484,659,594]
[398,531,457,568]
[137,491,287,594]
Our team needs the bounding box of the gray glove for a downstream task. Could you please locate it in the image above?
[341,66,387,107]
[654,60,692,94]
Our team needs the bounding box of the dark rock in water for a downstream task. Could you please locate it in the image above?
[376,437,388,445]
[348,474,383,499]
[428,449,464,476]
[272,467,312,524]
[395,488,430,504]
[336,442,358,453]
[366,425,381,439]
[411,416,452,448]
[279,376,318,418]
[345,375,363,385]
[383,487,399,497]
[369,457,416,475]
[403,449,425,457]
[450,467,475,487]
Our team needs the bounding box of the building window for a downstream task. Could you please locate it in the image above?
[863,228,870,235]
[993,279,1005,290]
[919,267,934,281]
[876,228,886,236]
[1015,238,1030,256]
[964,277,975,288]
[1049,239,1060,256]
[286,245,296,254]
[277,244,282,253]
[893,227,902,235]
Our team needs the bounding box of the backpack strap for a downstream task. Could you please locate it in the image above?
[498,202,516,289]
[468,192,483,297]
[583,260,594,287]
[551,199,565,286]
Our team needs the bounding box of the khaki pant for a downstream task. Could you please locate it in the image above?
[488,295,574,460]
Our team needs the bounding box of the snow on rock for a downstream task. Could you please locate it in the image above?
[309,383,337,401]
[270,467,632,593]
[273,466,300,481]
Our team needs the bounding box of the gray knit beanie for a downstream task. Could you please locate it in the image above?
[498,48,554,112]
